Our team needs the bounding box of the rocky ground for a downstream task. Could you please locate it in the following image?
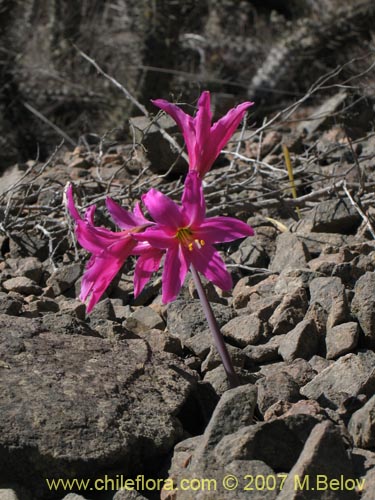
[1,84,375,500]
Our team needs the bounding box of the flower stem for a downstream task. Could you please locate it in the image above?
[190,265,239,388]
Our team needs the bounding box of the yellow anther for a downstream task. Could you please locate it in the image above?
[200,239,205,246]
[188,243,193,251]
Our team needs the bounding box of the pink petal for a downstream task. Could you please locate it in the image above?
[80,237,137,312]
[106,198,149,229]
[75,220,132,256]
[133,227,176,249]
[161,244,190,303]
[66,184,82,222]
[195,217,254,244]
[181,171,206,226]
[151,98,197,166]
[189,244,232,291]
[134,249,164,297]
[142,188,184,229]
[193,91,212,171]
[201,101,254,176]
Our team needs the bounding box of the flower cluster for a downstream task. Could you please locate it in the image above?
[67,91,254,312]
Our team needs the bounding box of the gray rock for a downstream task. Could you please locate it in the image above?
[243,335,285,364]
[348,395,375,449]
[269,287,308,335]
[136,328,183,355]
[233,274,279,310]
[194,384,258,458]
[309,276,345,310]
[12,256,43,283]
[276,421,358,500]
[326,322,359,359]
[231,236,268,268]
[113,489,148,500]
[0,292,22,316]
[184,330,212,359]
[42,312,97,337]
[0,490,21,500]
[351,272,375,347]
[201,345,246,373]
[300,198,361,234]
[260,359,316,388]
[270,233,310,273]
[46,262,83,295]
[2,276,42,296]
[256,371,301,415]
[360,468,375,500]
[167,300,234,341]
[301,350,375,409]
[224,460,279,500]
[221,313,266,347]
[62,495,89,500]
[87,297,117,323]
[214,414,319,471]
[203,365,259,397]
[124,306,165,333]
[0,323,198,495]
[308,355,333,373]
[278,319,319,362]
[296,232,350,255]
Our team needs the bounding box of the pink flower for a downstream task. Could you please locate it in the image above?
[152,91,254,178]
[66,185,161,312]
[133,172,254,303]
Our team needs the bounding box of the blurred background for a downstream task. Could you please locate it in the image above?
[1,0,374,170]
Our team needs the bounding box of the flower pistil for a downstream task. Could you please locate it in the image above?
[176,227,205,251]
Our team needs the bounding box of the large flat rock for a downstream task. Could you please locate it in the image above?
[0,314,197,497]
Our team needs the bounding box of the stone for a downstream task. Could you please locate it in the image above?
[232,274,278,310]
[0,490,21,500]
[348,395,375,449]
[231,236,268,268]
[300,350,375,409]
[326,322,359,359]
[270,232,310,272]
[10,256,44,283]
[129,114,186,174]
[256,371,301,415]
[42,312,97,337]
[296,232,350,255]
[136,328,183,355]
[124,306,165,333]
[194,384,258,457]
[62,495,89,500]
[166,300,234,342]
[203,366,259,397]
[0,325,199,497]
[184,330,212,359]
[351,272,375,347]
[310,276,348,312]
[221,313,266,347]
[310,276,350,329]
[24,297,59,314]
[264,399,327,422]
[58,298,86,320]
[214,414,319,471]
[278,319,319,362]
[243,335,284,364]
[46,262,83,295]
[276,421,358,500]
[269,287,308,335]
[0,292,22,316]
[2,276,42,296]
[309,355,333,373]
[113,490,148,500]
[88,298,117,323]
[201,345,246,373]
[259,358,316,388]
[299,198,361,234]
